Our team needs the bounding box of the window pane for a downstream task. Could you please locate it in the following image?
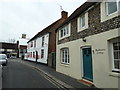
[66,26,69,34]
[113,42,119,50]
[81,15,85,27]
[114,51,119,59]
[63,28,66,36]
[114,60,120,69]
[107,2,117,15]
[61,29,63,37]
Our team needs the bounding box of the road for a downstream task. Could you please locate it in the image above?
[2,59,58,88]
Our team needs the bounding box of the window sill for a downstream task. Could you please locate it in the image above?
[60,63,70,67]
[59,35,70,40]
[109,72,120,78]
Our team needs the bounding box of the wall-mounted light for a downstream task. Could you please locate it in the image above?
[82,37,86,42]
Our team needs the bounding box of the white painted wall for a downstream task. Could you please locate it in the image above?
[27,33,49,64]
[56,28,120,88]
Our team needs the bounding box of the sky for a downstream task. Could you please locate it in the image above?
[0,0,87,42]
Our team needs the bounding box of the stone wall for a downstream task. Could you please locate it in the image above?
[58,3,120,45]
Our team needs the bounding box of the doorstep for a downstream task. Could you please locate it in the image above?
[79,79,94,87]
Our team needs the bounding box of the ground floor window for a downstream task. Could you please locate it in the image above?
[61,48,69,64]
[41,49,44,59]
[112,42,120,72]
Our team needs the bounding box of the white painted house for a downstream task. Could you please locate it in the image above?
[27,33,49,64]
[27,11,68,66]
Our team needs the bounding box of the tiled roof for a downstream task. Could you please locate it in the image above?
[28,19,61,43]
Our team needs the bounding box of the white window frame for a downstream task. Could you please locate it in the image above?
[77,12,88,32]
[61,48,70,64]
[101,1,120,22]
[111,41,120,72]
[106,1,120,16]
[59,23,71,40]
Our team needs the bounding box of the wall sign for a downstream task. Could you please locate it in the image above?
[95,49,106,54]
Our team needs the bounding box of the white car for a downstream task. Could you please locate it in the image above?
[0,54,8,66]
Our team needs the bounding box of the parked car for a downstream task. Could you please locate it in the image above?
[0,54,8,66]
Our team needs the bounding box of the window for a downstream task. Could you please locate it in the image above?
[106,1,120,15]
[112,42,120,72]
[60,25,69,38]
[41,49,44,58]
[34,40,36,48]
[31,42,33,47]
[81,15,85,28]
[77,13,88,32]
[42,36,45,47]
[61,48,69,64]
[101,1,120,22]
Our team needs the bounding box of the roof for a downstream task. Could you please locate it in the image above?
[56,2,97,30]
[28,19,61,43]
[0,42,18,49]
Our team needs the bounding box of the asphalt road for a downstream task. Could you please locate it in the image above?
[2,59,57,88]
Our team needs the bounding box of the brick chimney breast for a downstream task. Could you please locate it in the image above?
[61,11,68,19]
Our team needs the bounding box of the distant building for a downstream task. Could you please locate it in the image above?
[0,42,18,58]
[17,34,29,58]
[27,11,68,69]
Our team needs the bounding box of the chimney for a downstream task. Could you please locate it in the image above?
[61,11,68,19]
[22,34,26,39]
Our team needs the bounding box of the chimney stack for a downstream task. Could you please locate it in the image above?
[61,11,68,19]
[22,34,26,39]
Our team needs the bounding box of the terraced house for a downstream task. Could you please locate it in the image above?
[56,1,120,88]
[27,11,68,69]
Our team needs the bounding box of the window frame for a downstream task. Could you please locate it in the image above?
[106,1,119,16]
[60,48,70,64]
[112,41,120,72]
[59,23,71,40]
[101,1,120,22]
[41,49,44,59]
[77,12,88,32]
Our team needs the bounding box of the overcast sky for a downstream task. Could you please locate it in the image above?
[0,0,87,42]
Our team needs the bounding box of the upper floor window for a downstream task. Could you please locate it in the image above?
[42,36,45,47]
[101,1,120,22]
[60,25,69,38]
[106,1,120,16]
[77,12,88,32]
[81,15,85,28]
[112,42,120,72]
[31,41,33,47]
[59,23,71,40]
[34,40,36,48]
[61,48,70,64]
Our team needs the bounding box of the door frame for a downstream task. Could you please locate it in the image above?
[81,46,93,81]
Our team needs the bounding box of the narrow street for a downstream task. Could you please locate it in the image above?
[2,59,58,88]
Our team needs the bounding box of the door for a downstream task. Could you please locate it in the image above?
[82,47,93,81]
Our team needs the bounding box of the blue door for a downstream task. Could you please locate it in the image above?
[82,48,93,81]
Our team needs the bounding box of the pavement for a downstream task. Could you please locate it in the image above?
[12,58,100,89]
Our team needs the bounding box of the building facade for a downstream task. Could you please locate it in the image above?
[17,34,29,58]
[56,1,120,88]
[27,11,68,68]
[0,42,18,58]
